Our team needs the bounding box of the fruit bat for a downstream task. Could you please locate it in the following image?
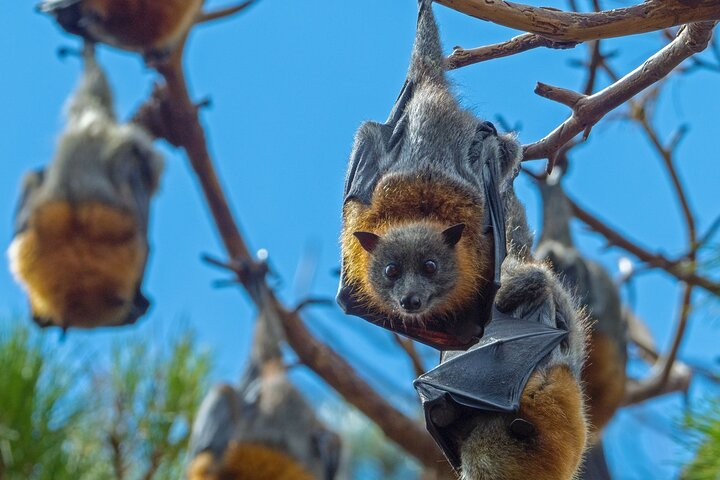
[534,173,627,440]
[337,0,521,351]
[187,306,342,480]
[414,307,568,470]
[8,45,163,330]
[37,0,204,60]
[413,251,589,479]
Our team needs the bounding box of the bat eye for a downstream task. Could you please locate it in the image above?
[384,263,400,280]
[423,260,437,275]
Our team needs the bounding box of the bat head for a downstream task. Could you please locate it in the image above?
[355,222,464,319]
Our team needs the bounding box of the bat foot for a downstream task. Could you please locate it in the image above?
[495,257,587,377]
[459,366,586,480]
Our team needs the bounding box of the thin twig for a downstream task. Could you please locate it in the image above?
[568,196,720,296]
[436,0,720,42]
[624,285,694,405]
[197,0,257,24]
[446,33,579,70]
[522,22,716,169]
[134,28,448,473]
[393,334,426,378]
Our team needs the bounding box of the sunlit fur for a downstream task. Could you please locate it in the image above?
[460,366,587,480]
[187,443,314,480]
[9,201,145,328]
[342,175,490,320]
[40,0,204,55]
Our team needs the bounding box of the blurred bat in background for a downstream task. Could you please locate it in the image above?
[8,45,163,330]
[37,0,204,61]
[534,172,628,479]
[187,302,342,480]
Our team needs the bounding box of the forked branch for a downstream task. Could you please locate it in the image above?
[436,0,720,42]
[522,22,716,168]
[134,27,447,473]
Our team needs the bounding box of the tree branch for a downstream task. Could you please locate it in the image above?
[522,21,716,167]
[134,31,447,473]
[436,0,720,42]
[446,33,579,70]
[393,334,426,378]
[567,195,720,296]
[624,285,694,405]
[197,1,257,24]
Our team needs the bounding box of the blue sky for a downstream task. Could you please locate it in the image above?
[2,1,719,478]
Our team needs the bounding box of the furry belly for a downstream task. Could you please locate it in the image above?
[9,201,146,328]
[188,443,315,480]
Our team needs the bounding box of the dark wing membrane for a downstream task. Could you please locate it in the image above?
[37,0,93,39]
[13,169,45,236]
[188,384,241,461]
[414,309,568,468]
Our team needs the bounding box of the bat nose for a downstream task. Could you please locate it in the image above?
[400,294,422,312]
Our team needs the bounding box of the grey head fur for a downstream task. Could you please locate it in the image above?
[357,222,465,318]
[351,0,530,259]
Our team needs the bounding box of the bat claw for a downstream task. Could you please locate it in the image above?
[509,418,536,439]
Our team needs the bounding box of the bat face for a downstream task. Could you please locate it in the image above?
[414,308,568,468]
[359,222,463,319]
[338,156,507,350]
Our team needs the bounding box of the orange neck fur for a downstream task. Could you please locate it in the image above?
[342,174,491,318]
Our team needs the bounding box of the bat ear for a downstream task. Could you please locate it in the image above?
[354,231,381,253]
[442,223,465,247]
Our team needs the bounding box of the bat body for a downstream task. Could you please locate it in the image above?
[338,0,530,349]
[417,255,589,480]
[38,0,204,59]
[338,2,589,478]
[8,47,163,329]
[534,179,627,479]
[187,307,341,480]
[534,179,627,441]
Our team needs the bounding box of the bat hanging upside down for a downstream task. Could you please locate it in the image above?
[8,45,164,330]
[534,173,628,480]
[338,0,590,478]
[37,0,205,60]
[187,306,342,480]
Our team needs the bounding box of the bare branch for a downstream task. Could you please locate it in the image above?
[534,82,585,108]
[624,285,694,405]
[197,1,257,24]
[522,21,717,163]
[436,0,720,42]
[134,30,447,472]
[393,334,426,378]
[446,33,578,70]
[636,113,697,252]
[567,195,720,296]
[624,363,692,405]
